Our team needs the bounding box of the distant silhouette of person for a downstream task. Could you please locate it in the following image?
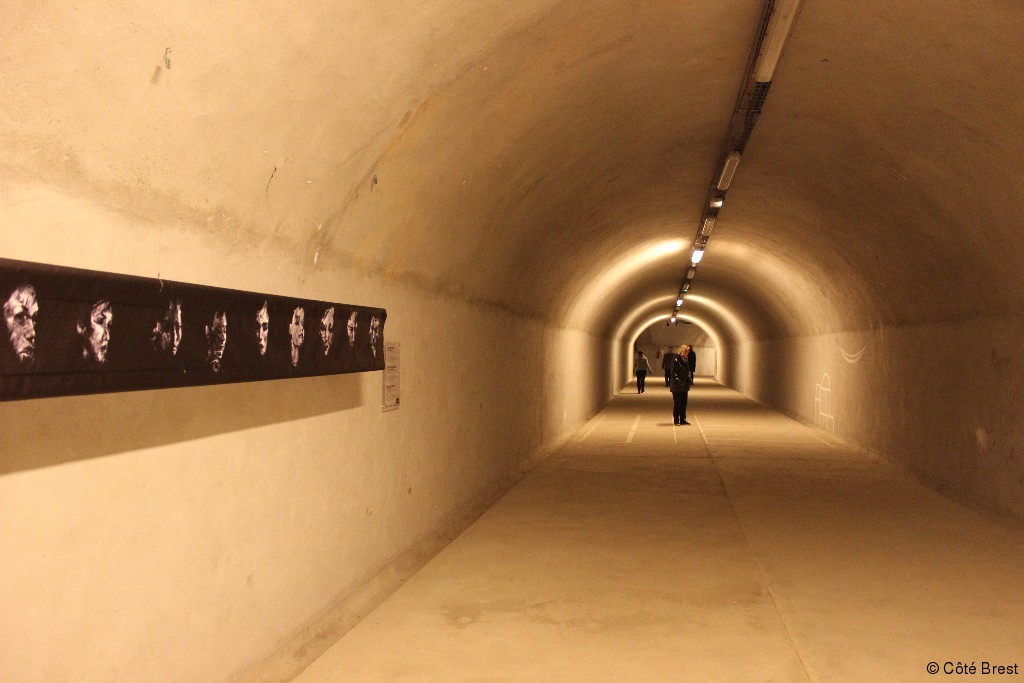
[669,345,694,425]
[661,347,677,387]
[633,349,653,394]
[2,283,38,369]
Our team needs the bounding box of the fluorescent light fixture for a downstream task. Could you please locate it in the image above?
[701,216,716,236]
[717,152,741,190]
[687,268,696,279]
[753,0,801,83]
[670,316,677,323]
[676,298,683,306]
[691,249,704,265]
[710,198,724,209]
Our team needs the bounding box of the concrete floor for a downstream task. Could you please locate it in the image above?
[295,379,1024,682]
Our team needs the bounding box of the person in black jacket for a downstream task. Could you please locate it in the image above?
[681,344,697,375]
[669,345,694,425]
[661,347,676,387]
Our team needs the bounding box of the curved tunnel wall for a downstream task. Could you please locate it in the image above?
[2,0,1023,680]
[595,0,1024,522]
[0,191,609,682]
[695,0,1024,521]
[0,3,623,678]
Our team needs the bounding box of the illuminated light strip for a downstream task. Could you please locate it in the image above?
[702,216,716,236]
[753,0,802,83]
[716,152,741,191]
[668,0,801,322]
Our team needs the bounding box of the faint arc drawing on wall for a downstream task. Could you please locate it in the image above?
[815,373,835,432]
[838,342,865,364]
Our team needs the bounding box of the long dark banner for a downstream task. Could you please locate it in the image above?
[0,258,386,401]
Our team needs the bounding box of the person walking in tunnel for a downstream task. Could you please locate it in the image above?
[633,348,652,393]
[661,346,677,387]
[669,345,694,425]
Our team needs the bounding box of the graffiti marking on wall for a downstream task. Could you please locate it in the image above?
[815,373,835,432]
[838,342,865,364]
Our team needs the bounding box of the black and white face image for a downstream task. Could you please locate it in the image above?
[346,310,358,347]
[206,309,228,372]
[79,299,113,364]
[368,315,380,355]
[152,299,183,355]
[3,284,38,366]
[319,307,335,356]
[255,301,269,356]
[289,306,305,367]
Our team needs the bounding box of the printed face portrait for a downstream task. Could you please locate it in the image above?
[152,299,183,355]
[319,307,335,355]
[346,310,358,347]
[206,309,228,372]
[80,299,113,364]
[289,306,305,366]
[255,301,269,356]
[170,301,183,354]
[368,315,380,349]
[3,284,38,366]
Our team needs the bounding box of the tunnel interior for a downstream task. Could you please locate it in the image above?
[633,319,717,379]
[1,0,1023,680]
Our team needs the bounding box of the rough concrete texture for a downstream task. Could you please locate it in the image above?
[722,316,1024,518]
[1,0,1023,679]
[296,382,1024,681]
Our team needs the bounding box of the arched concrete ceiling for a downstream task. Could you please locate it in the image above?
[3,0,1022,343]
[614,294,739,351]
[635,317,715,350]
[711,0,1024,335]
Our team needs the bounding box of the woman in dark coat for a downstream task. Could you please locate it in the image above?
[669,345,694,425]
[683,343,697,374]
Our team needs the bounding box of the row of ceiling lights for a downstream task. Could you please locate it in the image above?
[670,0,800,324]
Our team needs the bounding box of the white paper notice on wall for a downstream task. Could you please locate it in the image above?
[382,341,400,411]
